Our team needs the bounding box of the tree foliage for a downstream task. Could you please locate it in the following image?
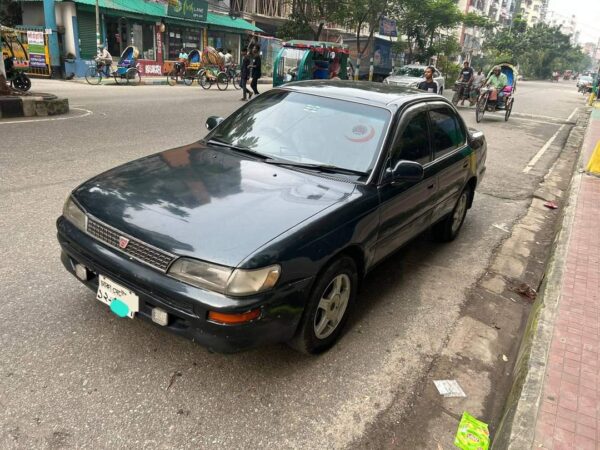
[277,0,345,41]
[483,17,591,79]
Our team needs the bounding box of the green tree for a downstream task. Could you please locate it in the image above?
[277,0,344,41]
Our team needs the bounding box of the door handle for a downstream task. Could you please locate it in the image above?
[462,162,469,168]
[427,184,435,189]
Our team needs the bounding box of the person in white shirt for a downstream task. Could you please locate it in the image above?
[96,45,112,76]
[223,49,234,67]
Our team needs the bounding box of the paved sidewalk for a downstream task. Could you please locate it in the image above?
[533,109,600,449]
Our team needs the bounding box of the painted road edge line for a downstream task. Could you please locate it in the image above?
[522,107,578,174]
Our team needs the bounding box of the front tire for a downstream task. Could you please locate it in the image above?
[216,72,228,90]
[505,98,514,121]
[475,94,487,123]
[85,67,102,85]
[289,256,358,354]
[432,187,471,242]
[452,91,459,105]
[166,68,178,86]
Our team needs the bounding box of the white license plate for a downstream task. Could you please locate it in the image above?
[96,275,139,319]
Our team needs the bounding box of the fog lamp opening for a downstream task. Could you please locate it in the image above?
[208,308,261,325]
[75,264,90,281]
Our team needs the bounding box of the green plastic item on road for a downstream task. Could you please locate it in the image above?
[454,412,490,450]
[109,298,129,318]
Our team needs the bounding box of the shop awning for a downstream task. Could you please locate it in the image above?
[69,0,166,17]
[206,13,262,32]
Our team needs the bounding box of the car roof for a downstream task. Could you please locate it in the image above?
[280,80,443,109]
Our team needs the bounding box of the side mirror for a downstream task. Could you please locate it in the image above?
[391,160,424,183]
[206,116,224,131]
[468,128,485,149]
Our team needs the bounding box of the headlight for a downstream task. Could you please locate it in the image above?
[167,258,281,296]
[63,196,87,231]
[168,258,233,293]
[226,265,280,296]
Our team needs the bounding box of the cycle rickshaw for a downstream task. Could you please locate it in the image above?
[113,46,141,85]
[1,25,32,91]
[475,63,516,123]
[198,47,228,90]
[167,49,202,86]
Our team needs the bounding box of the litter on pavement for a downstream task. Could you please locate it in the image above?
[454,411,490,450]
[433,379,466,397]
[543,200,559,209]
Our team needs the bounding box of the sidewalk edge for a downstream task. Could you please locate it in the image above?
[492,108,590,449]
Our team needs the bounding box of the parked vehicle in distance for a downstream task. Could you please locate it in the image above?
[384,65,445,94]
[577,75,593,94]
[57,81,486,354]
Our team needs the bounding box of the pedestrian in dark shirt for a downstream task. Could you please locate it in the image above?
[417,66,439,93]
[240,48,252,101]
[249,46,261,96]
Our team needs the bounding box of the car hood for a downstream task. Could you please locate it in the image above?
[74,142,355,267]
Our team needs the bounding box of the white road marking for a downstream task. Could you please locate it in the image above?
[0,107,92,125]
[522,107,578,174]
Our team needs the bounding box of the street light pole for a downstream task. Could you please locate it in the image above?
[95,0,101,48]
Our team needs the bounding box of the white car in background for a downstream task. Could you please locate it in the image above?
[384,65,446,94]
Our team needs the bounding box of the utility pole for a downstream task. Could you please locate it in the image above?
[42,0,61,77]
[95,0,101,47]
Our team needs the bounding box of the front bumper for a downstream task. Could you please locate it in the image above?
[57,217,312,353]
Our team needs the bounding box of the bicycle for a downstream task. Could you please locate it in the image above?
[224,65,241,90]
[166,61,186,86]
[85,59,112,85]
[198,65,228,90]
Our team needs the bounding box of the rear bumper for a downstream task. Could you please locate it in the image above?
[57,217,312,353]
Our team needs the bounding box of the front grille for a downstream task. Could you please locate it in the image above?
[87,218,175,272]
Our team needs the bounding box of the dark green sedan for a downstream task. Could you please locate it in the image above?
[57,81,486,354]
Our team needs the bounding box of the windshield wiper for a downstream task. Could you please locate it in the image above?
[264,160,367,177]
[206,139,268,160]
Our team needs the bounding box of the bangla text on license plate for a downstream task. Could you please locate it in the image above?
[96,275,139,319]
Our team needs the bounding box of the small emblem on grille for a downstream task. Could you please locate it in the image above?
[118,236,130,249]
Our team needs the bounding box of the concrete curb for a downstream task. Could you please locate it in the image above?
[0,93,69,119]
[68,77,273,86]
[491,108,591,449]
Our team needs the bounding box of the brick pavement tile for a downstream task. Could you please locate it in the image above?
[556,416,577,433]
[534,428,555,449]
[552,439,572,450]
[553,426,575,445]
[541,410,558,425]
[577,413,597,430]
[559,396,579,412]
[573,434,596,450]
[575,423,597,440]
[543,399,558,414]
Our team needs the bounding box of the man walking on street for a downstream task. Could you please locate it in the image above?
[240,48,252,101]
[417,66,439,93]
[249,46,261,96]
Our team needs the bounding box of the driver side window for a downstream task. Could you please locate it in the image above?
[391,111,431,166]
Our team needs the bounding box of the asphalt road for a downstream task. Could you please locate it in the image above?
[0,79,584,449]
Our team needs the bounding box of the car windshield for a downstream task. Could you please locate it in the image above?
[394,67,424,77]
[207,90,391,176]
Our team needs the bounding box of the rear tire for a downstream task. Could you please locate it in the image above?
[85,67,102,85]
[288,256,357,354]
[432,187,471,242]
[233,72,242,90]
[126,68,141,85]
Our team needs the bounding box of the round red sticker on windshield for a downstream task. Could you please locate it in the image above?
[346,124,375,143]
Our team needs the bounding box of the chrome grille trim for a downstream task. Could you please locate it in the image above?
[86,217,176,272]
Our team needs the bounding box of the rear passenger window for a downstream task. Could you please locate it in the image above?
[429,108,466,158]
[392,111,431,166]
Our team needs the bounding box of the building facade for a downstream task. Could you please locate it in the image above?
[18,0,261,77]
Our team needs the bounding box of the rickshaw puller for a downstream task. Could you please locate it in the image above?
[487,65,508,108]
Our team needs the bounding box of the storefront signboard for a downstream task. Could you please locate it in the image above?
[167,0,208,22]
[27,31,47,67]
